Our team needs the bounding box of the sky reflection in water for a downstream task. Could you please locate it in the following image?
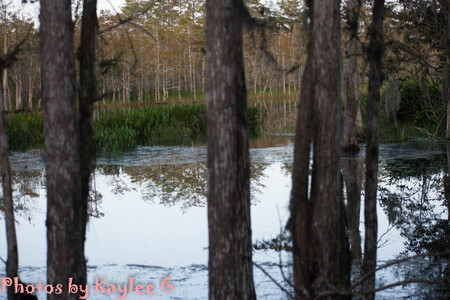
[1,140,449,299]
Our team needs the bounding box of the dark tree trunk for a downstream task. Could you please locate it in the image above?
[446,143,450,221]
[74,0,97,291]
[289,8,315,299]
[289,1,351,299]
[442,0,450,140]
[342,0,362,154]
[205,0,256,299]
[0,72,19,300]
[342,158,362,260]
[40,1,82,298]
[362,1,385,299]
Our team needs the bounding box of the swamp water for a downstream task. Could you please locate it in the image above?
[0,136,449,299]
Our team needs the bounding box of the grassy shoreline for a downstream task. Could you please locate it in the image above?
[6,103,264,155]
[6,95,445,155]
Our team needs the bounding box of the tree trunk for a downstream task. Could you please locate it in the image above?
[443,0,450,140]
[0,72,19,300]
[2,2,8,113]
[362,1,385,299]
[206,0,256,299]
[342,0,361,154]
[40,1,82,298]
[28,61,33,112]
[289,1,351,299]
[14,75,21,112]
[75,0,97,294]
[446,143,450,221]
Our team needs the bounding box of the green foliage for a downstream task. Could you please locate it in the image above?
[94,104,207,151]
[96,104,263,154]
[397,79,443,126]
[6,104,264,155]
[95,126,137,155]
[6,112,44,151]
[379,117,443,142]
[373,78,445,141]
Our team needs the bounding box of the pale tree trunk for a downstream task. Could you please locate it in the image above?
[122,66,126,104]
[155,25,160,104]
[40,1,82,298]
[362,1,385,299]
[76,0,97,293]
[206,0,256,299]
[14,74,21,111]
[28,60,33,111]
[289,1,351,299]
[0,73,19,300]
[342,0,361,154]
[202,56,205,93]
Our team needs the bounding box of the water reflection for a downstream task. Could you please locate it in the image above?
[379,153,448,255]
[1,141,449,299]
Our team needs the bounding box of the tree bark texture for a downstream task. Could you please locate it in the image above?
[446,143,450,221]
[205,0,256,299]
[40,1,82,298]
[75,0,98,291]
[362,1,385,299]
[289,1,351,299]
[0,72,19,300]
[442,0,450,140]
[342,0,362,154]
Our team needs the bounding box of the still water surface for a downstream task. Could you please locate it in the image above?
[1,137,449,299]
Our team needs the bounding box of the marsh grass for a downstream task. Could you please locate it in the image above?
[6,112,44,151]
[6,104,263,155]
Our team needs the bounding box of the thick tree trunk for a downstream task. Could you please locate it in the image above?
[446,143,450,221]
[289,12,315,300]
[443,0,450,140]
[2,3,7,113]
[289,1,351,299]
[0,73,19,300]
[205,0,256,299]
[40,1,82,298]
[342,0,361,153]
[362,1,385,299]
[75,0,97,292]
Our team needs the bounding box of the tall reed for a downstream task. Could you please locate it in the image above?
[6,104,263,154]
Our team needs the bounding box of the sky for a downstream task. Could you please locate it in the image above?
[10,0,126,17]
[4,0,126,27]
[97,0,126,12]
[10,0,276,26]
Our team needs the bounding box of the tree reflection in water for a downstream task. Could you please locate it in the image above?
[3,144,449,298]
[380,154,448,255]
[253,150,450,298]
[379,153,449,299]
[122,162,268,212]
[0,169,43,222]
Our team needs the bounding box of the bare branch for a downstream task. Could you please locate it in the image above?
[252,261,294,299]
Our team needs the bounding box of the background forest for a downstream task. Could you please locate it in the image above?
[1,0,447,145]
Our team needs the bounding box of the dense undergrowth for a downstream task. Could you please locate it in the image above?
[6,103,263,155]
[378,79,445,142]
